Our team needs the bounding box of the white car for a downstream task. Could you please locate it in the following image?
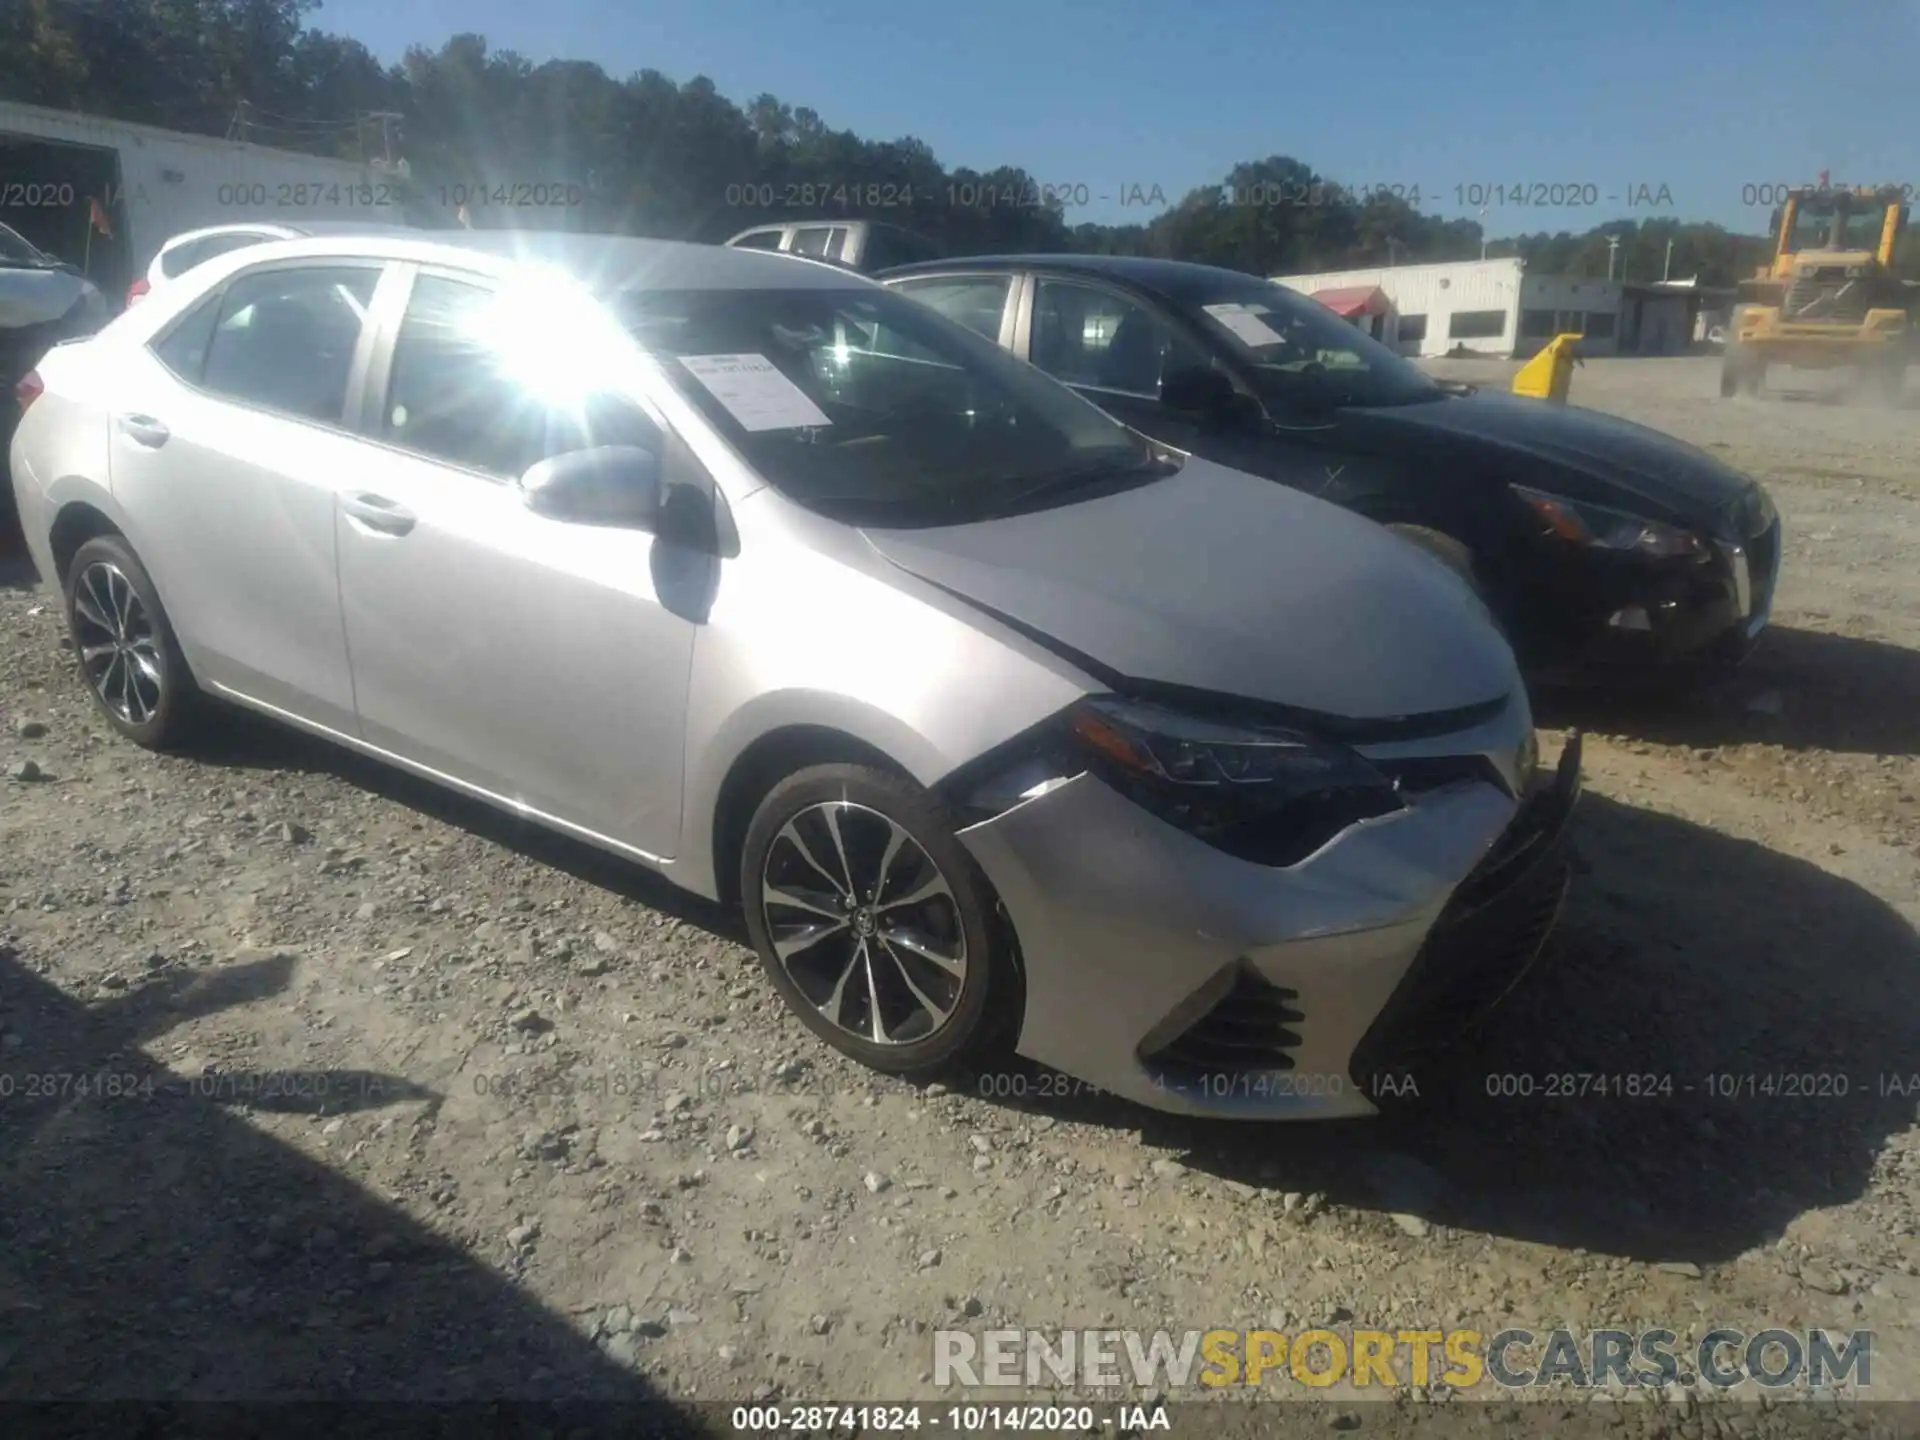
[129,220,419,308]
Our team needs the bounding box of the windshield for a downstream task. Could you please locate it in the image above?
[1787,206,1885,254]
[617,286,1169,523]
[1174,277,1442,409]
[0,223,51,268]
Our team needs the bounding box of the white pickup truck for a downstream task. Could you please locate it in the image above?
[723,218,943,273]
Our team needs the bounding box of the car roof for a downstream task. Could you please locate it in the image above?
[163,219,424,248]
[878,253,1269,297]
[210,228,874,294]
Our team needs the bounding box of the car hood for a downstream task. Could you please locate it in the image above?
[1344,388,1757,527]
[0,267,91,328]
[861,456,1518,722]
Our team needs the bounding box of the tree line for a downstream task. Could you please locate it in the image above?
[9,0,1909,287]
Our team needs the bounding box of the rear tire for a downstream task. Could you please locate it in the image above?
[63,534,204,750]
[739,763,1016,1078]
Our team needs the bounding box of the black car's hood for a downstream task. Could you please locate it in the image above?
[862,456,1519,723]
[1341,389,1759,531]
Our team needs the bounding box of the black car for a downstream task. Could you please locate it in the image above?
[876,255,1781,684]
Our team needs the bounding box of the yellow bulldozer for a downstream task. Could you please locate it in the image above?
[1721,184,1913,402]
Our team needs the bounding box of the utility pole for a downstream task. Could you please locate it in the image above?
[1662,238,1673,282]
[1607,234,1620,281]
[365,112,403,167]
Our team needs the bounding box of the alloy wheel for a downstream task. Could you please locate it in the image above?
[759,800,969,1046]
[73,561,164,725]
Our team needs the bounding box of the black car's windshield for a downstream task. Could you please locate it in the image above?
[0,223,53,268]
[1173,276,1442,409]
[615,286,1171,522]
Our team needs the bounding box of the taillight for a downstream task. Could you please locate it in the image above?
[126,277,151,307]
[16,369,44,416]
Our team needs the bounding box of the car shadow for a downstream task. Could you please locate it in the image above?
[1537,624,1920,758]
[175,704,749,946]
[0,940,713,1428]
[966,791,1920,1267]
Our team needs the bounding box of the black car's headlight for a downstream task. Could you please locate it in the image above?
[1065,697,1404,866]
[1511,484,1706,559]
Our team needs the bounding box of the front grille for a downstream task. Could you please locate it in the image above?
[1143,969,1305,1079]
[1784,276,1869,324]
[1348,755,1576,1080]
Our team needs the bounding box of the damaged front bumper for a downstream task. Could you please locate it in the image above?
[957,730,1582,1120]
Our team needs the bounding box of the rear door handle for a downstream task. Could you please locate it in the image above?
[116,414,169,447]
[342,492,417,537]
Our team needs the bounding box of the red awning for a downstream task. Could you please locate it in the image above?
[1311,285,1389,317]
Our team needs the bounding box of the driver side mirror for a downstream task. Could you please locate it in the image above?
[1160,365,1240,417]
[518,446,662,528]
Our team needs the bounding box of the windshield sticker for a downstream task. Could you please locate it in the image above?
[678,353,832,431]
[1202,302,1287,348]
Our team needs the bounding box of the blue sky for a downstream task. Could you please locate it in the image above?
[311,0,1919,234]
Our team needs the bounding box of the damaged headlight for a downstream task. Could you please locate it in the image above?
[1066,696,1404,866]
[1511,485,1706,559]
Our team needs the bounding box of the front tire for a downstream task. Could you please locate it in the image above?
[739,763,1014,1077]
[63,534,203,749]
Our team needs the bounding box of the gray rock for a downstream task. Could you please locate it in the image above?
[726,1124,753,1152]
[1150,1159,1188,1180]
[593,930,621,953]
[864,1171,891,1194]
[667,1307,700,1326]
[1801,1264,1847,1295]
[918,1248,942,1269]
[810,1314,832,1335]
[1655,1260,1703,1279]
[1390,1212,1431,1238]
[506,1222,540,1250]
[601,1332,642,1367]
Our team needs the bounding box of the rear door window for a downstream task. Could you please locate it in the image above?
[792,227,836,257]
[890,275,1015,343]
[198,265,380,424]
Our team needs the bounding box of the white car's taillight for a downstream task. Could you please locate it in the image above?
[126,277,151,307]
[15,368,45,416]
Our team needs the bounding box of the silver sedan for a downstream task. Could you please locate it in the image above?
[8,230,1578,1119]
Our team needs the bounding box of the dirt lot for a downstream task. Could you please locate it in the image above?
[3,355,1920,1435]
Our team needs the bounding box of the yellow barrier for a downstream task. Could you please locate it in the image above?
[1512,332,1584,402]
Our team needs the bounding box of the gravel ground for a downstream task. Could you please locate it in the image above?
[3,355,1919,1435]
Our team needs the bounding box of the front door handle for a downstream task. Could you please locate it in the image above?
[116,413,170,447]
[342,492,417,537]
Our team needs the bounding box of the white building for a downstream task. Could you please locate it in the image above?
[1273,257,1624,359]
[0,100,406,298]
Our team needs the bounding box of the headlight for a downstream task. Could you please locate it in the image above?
[1065,696,1403,866]
[1511,485,1706,559]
